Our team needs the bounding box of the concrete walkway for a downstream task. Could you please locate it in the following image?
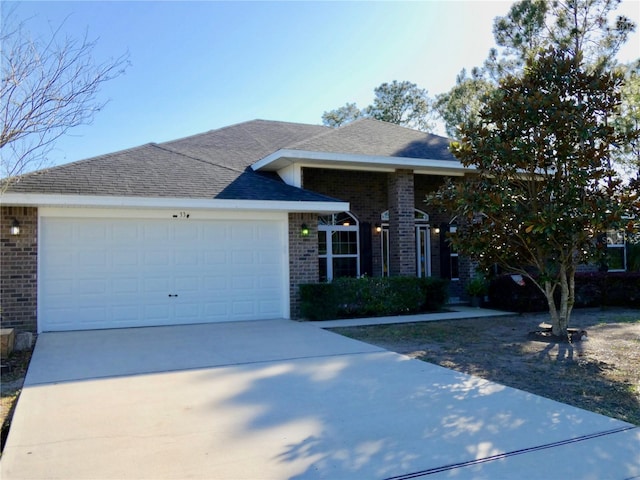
[1,315,639,479]
[308,305,514,328]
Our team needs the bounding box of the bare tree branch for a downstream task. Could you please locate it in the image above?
[1,10,129,191]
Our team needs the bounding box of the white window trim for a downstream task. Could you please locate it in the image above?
[380,209,432,278]
[318,212,360,281]
[606,229,627,272]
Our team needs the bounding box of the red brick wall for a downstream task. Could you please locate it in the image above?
[302,168,388,275]
[388,170,416,276]
[1,206,38,332]
[302,167,458,280]
[288,212,319,319]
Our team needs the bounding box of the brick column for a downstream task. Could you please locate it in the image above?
[288,212,319,319]
[1,206,38,332]
[388,169,415,276]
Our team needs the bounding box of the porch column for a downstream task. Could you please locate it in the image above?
[387,169,416,276]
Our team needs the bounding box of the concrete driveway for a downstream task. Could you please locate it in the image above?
[1,319,639,479]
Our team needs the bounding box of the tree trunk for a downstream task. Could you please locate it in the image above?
[543,263,575,340]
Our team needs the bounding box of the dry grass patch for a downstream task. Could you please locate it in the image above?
[1,348,32,455]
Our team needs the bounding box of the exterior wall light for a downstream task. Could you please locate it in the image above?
[300,224,310,237]
[433,227,440,234]
[375,224,382,233]
[10,218,21,236]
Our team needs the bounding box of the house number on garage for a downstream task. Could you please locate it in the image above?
[172,211,190,219]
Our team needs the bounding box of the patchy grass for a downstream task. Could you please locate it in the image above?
[331,308,640,426]
[1,348,32,455]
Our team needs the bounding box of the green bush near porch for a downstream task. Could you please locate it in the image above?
[299,276,449,321]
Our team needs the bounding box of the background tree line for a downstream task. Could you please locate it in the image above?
[322,0,639,177]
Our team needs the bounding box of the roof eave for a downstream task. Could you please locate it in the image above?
[0,193,349,214]
[252,149,472,176]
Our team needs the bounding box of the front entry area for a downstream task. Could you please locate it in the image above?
[381,209,432,277]
[38,209,288,332]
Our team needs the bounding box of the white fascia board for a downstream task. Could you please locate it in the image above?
[252,149,472,177]
[0,193,349,213]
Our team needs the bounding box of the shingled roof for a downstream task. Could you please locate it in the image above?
[4,118,457,201]
[288,118,453,160]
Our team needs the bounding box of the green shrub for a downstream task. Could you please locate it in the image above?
[299,283,338,321]
[299,276,449,321]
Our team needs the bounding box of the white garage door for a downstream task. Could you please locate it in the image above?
[39,212,288,332]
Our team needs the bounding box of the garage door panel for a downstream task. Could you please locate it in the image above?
[259,300,281,315]
[144,250,172,267]
[204,251,227,265]
[112,305,140,324]
[75,279,108,295]
[40,216,286,331]
[143,303,173,321]
[77,223,108,242]
[113,250,139,267]
[201,275,227,290]
[144,277,171,294]
[142,224,170,242]
[175,250,199,267]
[175,276,200,292]
[112,277,140,294]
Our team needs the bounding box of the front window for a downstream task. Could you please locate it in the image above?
[449,224,459,280]
[380,209,431,277]
[318,212,359,281]
[606,229,626,271]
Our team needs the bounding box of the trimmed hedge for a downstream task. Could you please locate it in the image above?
[487,272,640,312]
[299,276,449,321]
[575,272,640,308]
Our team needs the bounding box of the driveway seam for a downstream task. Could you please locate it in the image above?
[384,425,639,479]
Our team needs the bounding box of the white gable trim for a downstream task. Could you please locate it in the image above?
[252,149,472,178]
[1,193,349,213]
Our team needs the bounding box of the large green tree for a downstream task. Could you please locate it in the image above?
[486,0,635,78]
[436,0,635,138]
[430,48,635,339]
[322,80,435,132]
[435,69,495,138]
[613,61,640,178]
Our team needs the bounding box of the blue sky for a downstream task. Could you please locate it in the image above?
[5,0,640,168]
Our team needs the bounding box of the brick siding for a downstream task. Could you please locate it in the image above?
[302,168,388,275]
[1,206,38,332]
[288,212,319,319]
[388,170,416,276]
[302,167,460,281]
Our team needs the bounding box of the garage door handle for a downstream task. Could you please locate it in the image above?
[168,294,178,297]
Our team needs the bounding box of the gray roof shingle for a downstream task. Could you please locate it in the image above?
[4,119,456,201]
[288,118,454,160]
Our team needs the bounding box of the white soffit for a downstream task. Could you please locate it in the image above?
[1,193,349,214]
[252,149,473,177]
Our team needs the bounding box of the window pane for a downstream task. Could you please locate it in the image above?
[450,255,459,279]
[332,231,357,255]
[318,231,327,255]
[333,257,357,278]
[606,247,626,271]
[382,229,389,277]
[318,215,332,226]
[319,258,328,282]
